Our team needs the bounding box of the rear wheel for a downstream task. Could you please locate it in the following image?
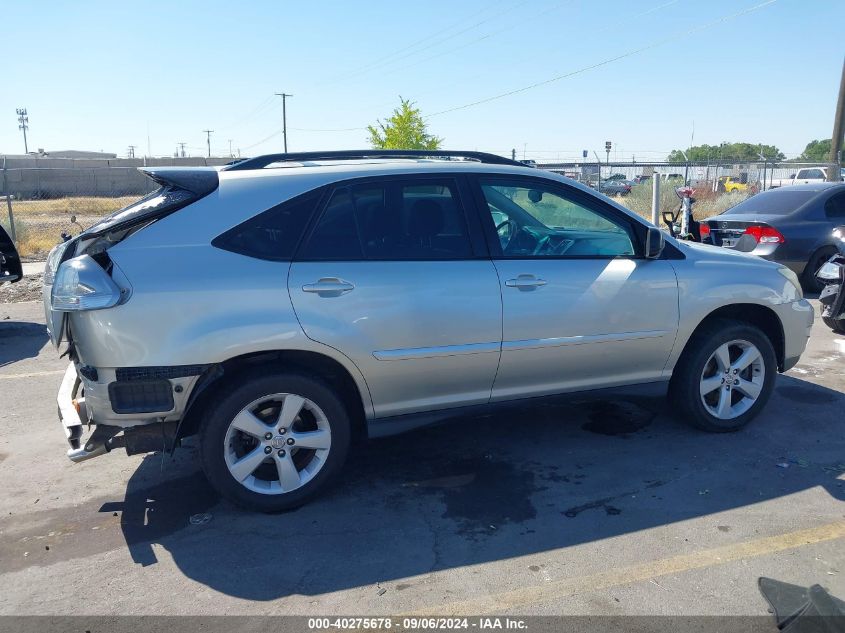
[802,248,837,294]
[669,319,776,432]
[199,371,351,512]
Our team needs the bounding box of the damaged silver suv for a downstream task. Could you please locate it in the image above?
[43,150,814,512]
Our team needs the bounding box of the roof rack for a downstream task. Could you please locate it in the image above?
[222,149,525,171]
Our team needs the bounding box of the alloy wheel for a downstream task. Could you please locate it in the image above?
[699,339,765,420]
[223,392,332,495]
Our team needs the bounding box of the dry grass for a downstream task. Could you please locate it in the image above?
[4,196,141,259]
[9,196,139,217]
[616,184,748,223]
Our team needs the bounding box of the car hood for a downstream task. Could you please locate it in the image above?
[674,238,782,267]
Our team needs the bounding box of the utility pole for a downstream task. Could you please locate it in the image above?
[511,148,516,161]
[228,139,234,157]
[16,108,29,154]
[828,57,845,182]
[275,92,293,153]
[178,142,187,158]
[203,130,214,158]
[127,145,136,159]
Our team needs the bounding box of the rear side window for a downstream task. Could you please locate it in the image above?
[212,189,323,261]
[825,193,845,219]
[298,179,473,261]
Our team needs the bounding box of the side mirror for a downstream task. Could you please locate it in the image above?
[645,227,665,259]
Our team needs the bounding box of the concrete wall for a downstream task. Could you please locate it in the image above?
[1,156,233,198]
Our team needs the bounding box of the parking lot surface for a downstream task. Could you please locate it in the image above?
[0,299,843,616]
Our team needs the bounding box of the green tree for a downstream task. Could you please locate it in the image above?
[368,97,442,150]
[667,142,784,163]
[799,139,832,162]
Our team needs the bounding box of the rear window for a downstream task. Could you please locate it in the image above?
[212,189,323,261]
[721,190,818,216]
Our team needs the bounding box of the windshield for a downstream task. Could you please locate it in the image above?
[721,189,818,216]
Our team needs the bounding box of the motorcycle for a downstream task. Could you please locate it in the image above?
[816,226,845,334]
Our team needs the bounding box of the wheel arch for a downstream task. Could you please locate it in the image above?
[675,303,785,372]
[178,349,370,443]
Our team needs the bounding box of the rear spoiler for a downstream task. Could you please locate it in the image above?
[0,224,22,284]
[139,167,219,197]
[81,168,219,238]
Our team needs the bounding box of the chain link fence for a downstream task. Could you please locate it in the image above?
[1,156,231,259]
[3,157,842,260]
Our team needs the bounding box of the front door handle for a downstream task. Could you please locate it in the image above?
[505,274,547,290]
[302,277,355,296]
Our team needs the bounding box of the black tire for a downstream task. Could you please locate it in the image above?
[822,315,845,334]
[199,370,351,512]
[802,248,837,294]
[669,319,776,433]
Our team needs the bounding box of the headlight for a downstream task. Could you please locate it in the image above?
[817,261,842,281]
[51,255,123,311]
[777,266,803,298]
[43,240,71,286]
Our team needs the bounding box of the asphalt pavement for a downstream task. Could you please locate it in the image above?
[0,299,843,616]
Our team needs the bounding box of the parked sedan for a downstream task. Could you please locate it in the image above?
[700,183,845,292]
[598,180,632,196]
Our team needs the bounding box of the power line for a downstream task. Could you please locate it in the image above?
[426,0,778,118]
[321,0,518,85]
[366,0,575,80]
[290,0,687,137]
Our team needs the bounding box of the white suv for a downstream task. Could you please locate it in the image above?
[42,150,814,512]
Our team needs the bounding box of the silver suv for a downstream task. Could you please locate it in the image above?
[43,150,814,512]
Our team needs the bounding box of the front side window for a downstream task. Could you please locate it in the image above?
[479,180,635,258]
[299,179,473,261]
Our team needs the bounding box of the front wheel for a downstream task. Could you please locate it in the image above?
[802,249,837,294]
[200,371,351,512]
[669,320,776,432]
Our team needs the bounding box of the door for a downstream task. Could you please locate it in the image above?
[288,176,502,418]
[472,176,679,400]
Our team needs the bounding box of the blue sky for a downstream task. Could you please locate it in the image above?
[1,0,843,161]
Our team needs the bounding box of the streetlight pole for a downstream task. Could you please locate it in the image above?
[275,92,293,153]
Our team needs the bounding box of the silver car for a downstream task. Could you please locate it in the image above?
[42,150,814,512]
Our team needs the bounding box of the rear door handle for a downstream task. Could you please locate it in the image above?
[302,277,355,296]
[505,274,547,290]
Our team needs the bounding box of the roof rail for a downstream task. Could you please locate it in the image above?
[222,149,524,171]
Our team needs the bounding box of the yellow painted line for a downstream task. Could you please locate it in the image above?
[410,520,845,615]
[0,369,65,380]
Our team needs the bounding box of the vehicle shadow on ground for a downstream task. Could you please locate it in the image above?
[0,321,48,367]
[104,374,845,600]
